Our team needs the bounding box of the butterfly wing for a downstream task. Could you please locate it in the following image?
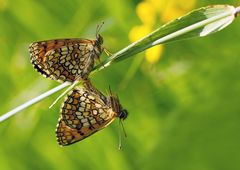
[29,39,96,82]
[56,87,117,146]
[56,118,84,146]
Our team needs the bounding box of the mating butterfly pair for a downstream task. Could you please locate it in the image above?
[29,25,128,146]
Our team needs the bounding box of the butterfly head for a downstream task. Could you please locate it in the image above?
[119,109,128,120]
[96,34,104,46]
[108,86,128,121]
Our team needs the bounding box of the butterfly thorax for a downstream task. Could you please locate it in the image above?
[92,34,104,58]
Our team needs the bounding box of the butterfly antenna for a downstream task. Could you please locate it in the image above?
[120,119,127,138]
[96,21,104,37]
[118,118,123,150]
[118,118,127,150]
[49,79,80,109]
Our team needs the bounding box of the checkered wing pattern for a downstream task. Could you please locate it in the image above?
[29,39,99,82]
[56,118,83,145]
[56,87,117,146]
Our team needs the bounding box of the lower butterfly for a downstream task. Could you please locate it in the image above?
[56,81,128,146]
[29,23,105,82]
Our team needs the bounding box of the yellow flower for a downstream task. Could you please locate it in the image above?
[129,24,163,64]
[129,0,196,64]
[145,0,165,11]
[145,45,164,64]
[129,25,152,42]
[136,1,157,26]
[160,0,196,22]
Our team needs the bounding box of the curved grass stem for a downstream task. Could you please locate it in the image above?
[0,82,71,122]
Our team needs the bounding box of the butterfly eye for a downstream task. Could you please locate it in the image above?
[119,109,128,120]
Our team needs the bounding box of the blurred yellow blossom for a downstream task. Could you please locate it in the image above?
[145,45,164,64]
[129,0,196,64]
[136,1,157,26]
[129,25,152,42]
[161,0,196,22]
[146,0,164,11]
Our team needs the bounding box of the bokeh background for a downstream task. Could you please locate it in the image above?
[1,0,240,170]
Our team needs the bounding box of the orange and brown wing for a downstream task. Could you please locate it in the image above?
[29,39,96,82]
[56,87,116,146]
[56,117,104,146]
[56,118,84,146]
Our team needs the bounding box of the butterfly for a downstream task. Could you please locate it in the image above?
[56,81,128,146]
[29,24,105,82]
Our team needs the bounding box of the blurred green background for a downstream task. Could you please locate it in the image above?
[1,0,240,170]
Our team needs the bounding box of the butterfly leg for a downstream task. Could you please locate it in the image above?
[49,80,80,109]
[94,52,106,69]
[103,47,113,57]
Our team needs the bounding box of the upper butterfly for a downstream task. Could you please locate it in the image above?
[29,25,104,82]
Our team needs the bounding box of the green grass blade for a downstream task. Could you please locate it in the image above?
[93,5,239,73]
